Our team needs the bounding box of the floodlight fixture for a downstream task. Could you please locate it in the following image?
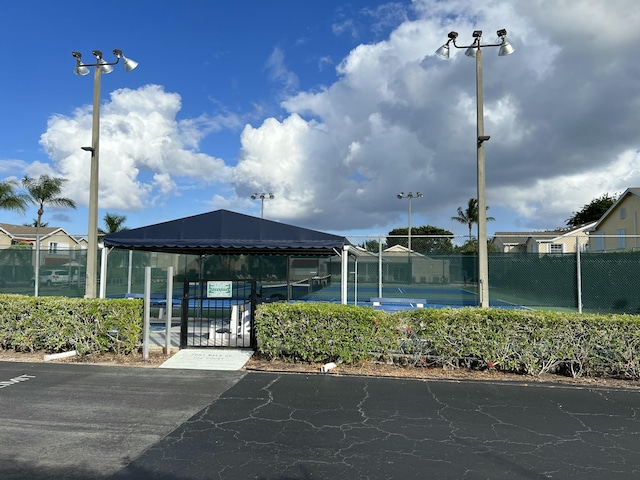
[72,52,90,76]
[436,29,515,59]
[435,31,460,59]
[114,49,139,72]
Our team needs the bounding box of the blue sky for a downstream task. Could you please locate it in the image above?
[1,0,640,241]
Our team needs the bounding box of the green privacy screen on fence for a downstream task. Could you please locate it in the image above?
[2,242,640,314]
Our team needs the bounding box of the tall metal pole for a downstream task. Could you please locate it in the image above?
[476,49,489,307]
[74,49,137,298]
[260,197,265,219]
[407,195,412,253]
[397,192,422,251]
[85,66,102,299]
[436,29,514,308]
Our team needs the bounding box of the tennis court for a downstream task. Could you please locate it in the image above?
[110,279,524,317]
[260,282,522,309]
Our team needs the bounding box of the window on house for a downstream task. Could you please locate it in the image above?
[617,228,626,249]
[48,242,58,254]
[549,243,563,254]
[592,233,604,251]
[620,207,626,219]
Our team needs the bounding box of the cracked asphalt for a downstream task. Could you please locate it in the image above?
[1,362,639,479]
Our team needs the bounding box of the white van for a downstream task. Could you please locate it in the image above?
[32,269,71,286]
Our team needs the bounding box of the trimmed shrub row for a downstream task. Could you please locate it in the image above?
[256,303,640,379]
[0,294,143,355]
[3,294,639,380]
[256,302,398,363]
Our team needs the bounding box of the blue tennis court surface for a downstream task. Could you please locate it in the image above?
[260,283,522,309]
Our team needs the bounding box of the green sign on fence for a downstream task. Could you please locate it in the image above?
[206,281,233,298]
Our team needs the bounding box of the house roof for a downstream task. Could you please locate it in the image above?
[494,223,596,244]
[491,233,531,245]
[594,188,640,230]
[0,223,79,243]
[103,209,352,256]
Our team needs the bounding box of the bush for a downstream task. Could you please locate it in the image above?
[0,294,143,355]
[256,302,397,363]
[256,303,640,380]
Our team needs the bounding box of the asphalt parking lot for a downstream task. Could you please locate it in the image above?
[2,362,640,479]
[0,362,244,480]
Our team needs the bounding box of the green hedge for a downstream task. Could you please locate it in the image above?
[255,302,398,363]
[0,294,143,355]
[256,303,640,379]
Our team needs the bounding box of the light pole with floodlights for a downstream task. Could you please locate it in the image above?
[72,49,138,298]
[251,193,274,219]
[435,29,514,307]
[396,192,423,253]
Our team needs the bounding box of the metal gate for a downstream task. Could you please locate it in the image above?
[180,279,257,349]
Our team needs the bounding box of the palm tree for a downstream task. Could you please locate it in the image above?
[98,212,128,241]
[22,175,76,296]
[22,175,76,229]
[452,198,495,241]
[0,179,29,214]
[24,219,49,228]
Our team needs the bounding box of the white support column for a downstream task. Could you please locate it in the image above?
[354,258,358,305]
[576,236,582,313]
[378,236,383,298]
[127,250,133,294]
[143,266,151,361]
[341,245,349,304]
[165,266,174,355]
[99,245,107,298]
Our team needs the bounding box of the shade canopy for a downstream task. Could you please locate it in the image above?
[103,209,351,256]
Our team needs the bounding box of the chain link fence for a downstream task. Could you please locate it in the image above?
[1,234,639,314]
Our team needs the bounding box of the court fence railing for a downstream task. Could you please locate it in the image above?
[1,234,640,314]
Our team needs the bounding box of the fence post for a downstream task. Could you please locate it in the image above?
[576,236,583,313]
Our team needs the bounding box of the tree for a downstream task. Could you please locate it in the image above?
[0,243,33,283]
[22,175,76,294]
[566,193,617,227]
[22,175,76,228]
[387,225,454,253]
[98,212,128,241]
[23,219,49,228]
[359,239,385,253]
[451,198,495,241]
[453,238,501,253]
[0,179,29,214]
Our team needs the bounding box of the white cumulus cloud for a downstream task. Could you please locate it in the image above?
[39,84,232,211]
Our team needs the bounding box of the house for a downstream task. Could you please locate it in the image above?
[492,222,595,254]
[0,223,85,266]
[339,244,450,284]
[590,187,640,251]
[490,233,531,253]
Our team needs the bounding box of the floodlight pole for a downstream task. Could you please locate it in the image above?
[86,64,101,300]
[436,29,514,307]
[475,48,489,308]
[252,193,274,219]
[397,192,423,252]
[73,49,137,298]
